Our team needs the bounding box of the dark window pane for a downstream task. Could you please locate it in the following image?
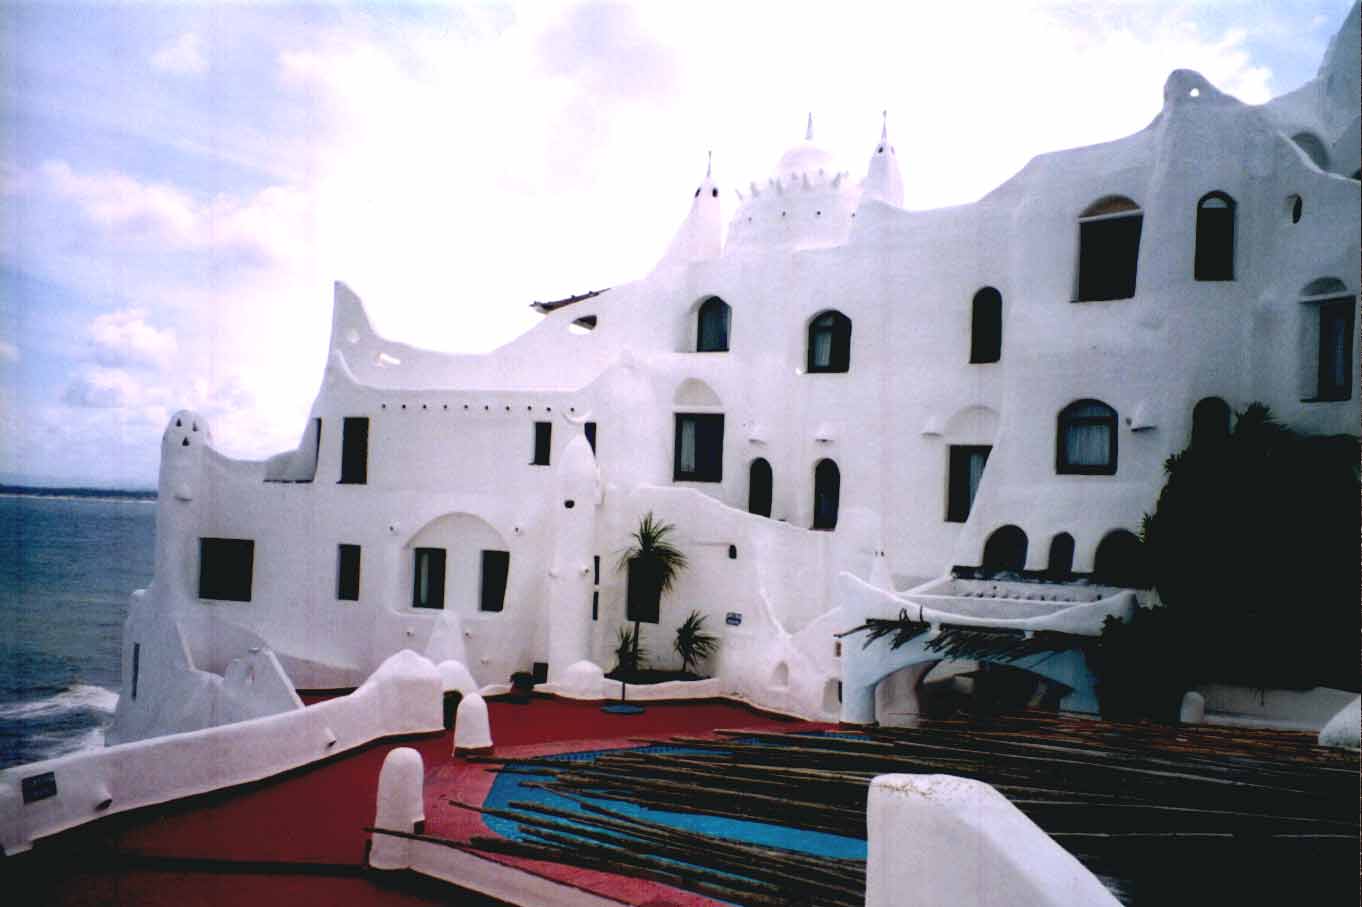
[1047,533,1075,580]
[340,417,369,484]
[970,289,1002,363]
[337,543,361,601]
[1077,214,1142,301]
[947,445,990,522]
[480,549,509,612]
[1317,299,1354,401]
[813,459,840,530]
[532,421,552,465]
[1194,194,1235,281]
[585,421,597,454]
[748,458,773,517]
[413,547,446,609]
[982,525,1028,576]
[199,538,255,601]
[132,643,140,700]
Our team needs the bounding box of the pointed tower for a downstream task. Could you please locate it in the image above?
[862,111,904,207]
[653,152,722,271]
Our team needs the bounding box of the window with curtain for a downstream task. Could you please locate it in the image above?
[807,311,852,373]
[696,297,731,352]
[1057,400,1118,475]
[412,547,446,609]
[673,413,724,482]
[946,445,990,522]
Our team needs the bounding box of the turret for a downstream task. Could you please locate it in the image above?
[862,111,904,208]
[544,419,602,681]
[653,153,722,270]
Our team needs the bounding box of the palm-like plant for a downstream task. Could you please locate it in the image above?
[617,512,688,675]
[673,610,718,675]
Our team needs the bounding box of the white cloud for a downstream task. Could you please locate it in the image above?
[62,367,146,409]
[0,339,17,363]
[151,33,207,76]
[88,309,177,369]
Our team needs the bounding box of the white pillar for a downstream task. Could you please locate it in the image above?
[546,428,599,681]
[369,747,425,870]
[453,692,494,755]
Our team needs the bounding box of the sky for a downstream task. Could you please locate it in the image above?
[0,0,1354,487]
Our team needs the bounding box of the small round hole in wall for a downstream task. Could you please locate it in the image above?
[711,187,718,198]
[1189,87,1200,97]
[564,499,575,509]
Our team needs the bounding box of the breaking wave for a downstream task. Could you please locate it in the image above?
[0,683,119,721]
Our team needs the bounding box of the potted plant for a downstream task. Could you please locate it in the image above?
[674,610,718,677]
[616,512,687,681]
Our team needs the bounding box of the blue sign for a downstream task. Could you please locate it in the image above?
[725,612,742,626]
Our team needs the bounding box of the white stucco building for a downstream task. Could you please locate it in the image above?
[110,7,1360,742]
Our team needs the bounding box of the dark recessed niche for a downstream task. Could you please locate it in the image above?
[728,544,737,559]
[380,403,387,409]
[400,404,406,410]
[546,407,552,412]
[694,187,701,197]
[463,404,469,410]
[816,210,822,216]
[711,188,718,198]
[484,405,490,411]
[564,499,575,509]
[181,438,189,447]
[505,405,511,412]
[421,404,427,410]
[443,404,448,410]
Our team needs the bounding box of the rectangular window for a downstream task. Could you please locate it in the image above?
[626,559,661,624]
[592,554,600,621]
[480,549,510,612]
[337,544,361,601]
[947,446,991,522]
[532,421,552,465]
[1317,299,1354,401]
[131,643,140,700]
[198,538,255,601]
[585,421,597,454]
[412,547,446,609]
[592,591,599,621]
[1077,213,1142,301]
[340,417,369,484]
[673,413,724,482]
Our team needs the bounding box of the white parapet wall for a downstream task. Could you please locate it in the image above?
[0,650,443,856]
[865,774,1120,907]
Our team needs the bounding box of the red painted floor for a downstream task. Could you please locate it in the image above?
[13,696,811,906]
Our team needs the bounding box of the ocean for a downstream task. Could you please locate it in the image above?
[0,494,155,769]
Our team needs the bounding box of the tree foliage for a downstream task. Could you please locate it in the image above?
[673,610,718,674]
[1139,404,1358,689]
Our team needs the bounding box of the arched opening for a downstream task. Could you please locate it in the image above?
[1046,533,1075,581]
[981,525,1028,576]
[807,310,852,373]
[1077,196,1142,301]
[812,459,840,530]
[748,458,773,518]
[1191,397,1231,446]
[969,287,1002,363]
[1057,399,1118,475]
[1194,192,1235,281]
[1094,530,1147,588]
[1290,132,1330,170]
[696,297,731,352]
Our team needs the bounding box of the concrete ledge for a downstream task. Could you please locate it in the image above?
[866,774,1120,907]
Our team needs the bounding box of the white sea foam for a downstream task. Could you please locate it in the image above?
[0,683,120,720]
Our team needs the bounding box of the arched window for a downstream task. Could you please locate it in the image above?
[748,458,773,518]
[696,297,731,352]
[1290,132,1329,170]
[1057,400,1118,475]
[1046,533,1075,581]
[812,459,840,530]
[970,287,1002,363]
[807,311,852,373]
[1190,397,1230,446]
[1301,279,1355,402]
[1077,196,1142,301]
[1094,530,1147,588]
[981,525,1028,576]
[1194,192,1235,281]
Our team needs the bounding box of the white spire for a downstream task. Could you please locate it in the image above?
[805,112,814,141]
[653,152,722,271]
[862,110,904,208]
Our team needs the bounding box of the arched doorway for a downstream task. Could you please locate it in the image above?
[748,458,773,518]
